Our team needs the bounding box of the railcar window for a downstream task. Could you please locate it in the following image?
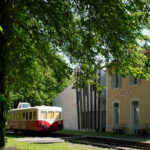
[26,112,28,120]
[40,111,47,119]
[14,113,16,120]
[12,113,14,120]
[22,103,31,108]
[18,113,19,120]
[16,113,18,120]
[12,113,13,120]
[55,112,61,119]
[18,112,21,120]
[33,111,37,120]
[15,113,17,120]
[13,113,14,120]
[19,112,22,120]
[13,113,15,120]
[23,112,25,120]
[29,112,32,120]
[48,111,54,119]
[18,113,20,120]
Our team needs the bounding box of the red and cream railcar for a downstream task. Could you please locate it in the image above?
[7,105,63,132]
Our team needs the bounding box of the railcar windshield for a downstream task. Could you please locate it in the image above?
[40,111,47,119]
[55,111,61,119]
[48,111,54,119]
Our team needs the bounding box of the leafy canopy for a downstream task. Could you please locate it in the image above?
[0,0,150,147]
[1,0,150,93]
[0,0,150,97]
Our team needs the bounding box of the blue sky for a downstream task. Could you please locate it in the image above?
[142,29,150,36]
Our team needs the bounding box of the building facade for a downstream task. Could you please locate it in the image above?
[53,83,78,130]
[106,72,150,134]
[53,71,106,131]
[76,71,106,131]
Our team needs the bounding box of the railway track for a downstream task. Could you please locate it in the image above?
[51,133,150,150]
[66,136,150,150]
[6,131,150,149]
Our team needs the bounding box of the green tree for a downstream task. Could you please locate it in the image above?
[0,0,150,147]
[9,57,74,108]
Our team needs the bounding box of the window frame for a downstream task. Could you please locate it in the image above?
[40,111,47,120]
[111,74,122,89]
[112,101,120,129]
[26,112,28,120]
[55,111,61,119]
[29,112,32,120]
[33,111,37,120]
[48,111,54,120]
[129,75,141,86]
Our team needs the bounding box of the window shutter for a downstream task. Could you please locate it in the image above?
[118,75,122,88]
[129,75,133,86]
[111,74,115,88]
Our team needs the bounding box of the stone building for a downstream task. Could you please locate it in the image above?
[106,73,150,134]
[106,50,150,134]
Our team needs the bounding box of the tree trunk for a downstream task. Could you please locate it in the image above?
[0,103,6,147]
[0,40,7,147]
[0,50,7,148]
[0,52,7,148]
[0,0,8,147]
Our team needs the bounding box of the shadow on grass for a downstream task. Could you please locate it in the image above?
[6,130,150,143]
[6,130,64,139]
[57,130,150,143]
[6,131,45,139]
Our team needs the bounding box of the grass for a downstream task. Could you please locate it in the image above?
[5,134,103,150]
[5,130,150,149]
[57,130,150,143]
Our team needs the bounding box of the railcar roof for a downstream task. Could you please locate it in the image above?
[9,106,62,112]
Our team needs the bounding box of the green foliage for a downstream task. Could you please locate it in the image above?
[7,53,73,108]
[0,0,150,146]
[70,0,150,89]
[1,0,150,93]
[9,74,74,108]
[0,26,3,34]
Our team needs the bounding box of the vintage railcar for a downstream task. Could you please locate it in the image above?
[7,103,63,132]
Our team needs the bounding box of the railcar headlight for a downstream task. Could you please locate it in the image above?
[41,121,44,125]
[42,125,47,128]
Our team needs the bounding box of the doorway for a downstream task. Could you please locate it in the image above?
[113,103,120,129]
[131,101,139,133]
